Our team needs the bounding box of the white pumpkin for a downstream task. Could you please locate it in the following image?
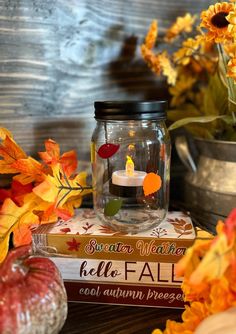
[195,307,236,334]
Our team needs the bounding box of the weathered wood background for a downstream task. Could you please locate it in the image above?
[0,0,212,160]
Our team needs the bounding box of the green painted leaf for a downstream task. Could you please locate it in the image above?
[168,115,230,131]
[104,199,123,217]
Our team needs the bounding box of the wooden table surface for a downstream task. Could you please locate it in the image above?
[61,302,182,334]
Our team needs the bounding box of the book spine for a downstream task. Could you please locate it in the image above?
[49,257,183,286]
[33,233,194,263]
[64,281,185,308]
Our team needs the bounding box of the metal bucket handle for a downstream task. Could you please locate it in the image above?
[175,136,197,173]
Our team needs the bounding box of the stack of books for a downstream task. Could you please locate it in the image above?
[32,209,211,308]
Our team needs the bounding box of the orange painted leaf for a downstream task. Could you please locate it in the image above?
[143,172,162,196]
[0,136,27,174]
[12,157,45,185]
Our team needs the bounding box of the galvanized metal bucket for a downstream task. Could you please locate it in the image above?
[175,136,236,231]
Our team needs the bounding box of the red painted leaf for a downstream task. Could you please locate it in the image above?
[60,228,71,233]
[97,143,120,159]
[66,238,81,251]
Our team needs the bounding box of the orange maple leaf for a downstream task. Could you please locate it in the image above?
[0,129,92,263]
[0,135,27,174]
[12,157,46,185]
[39,139,77,177]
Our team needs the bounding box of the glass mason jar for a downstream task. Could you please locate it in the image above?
[91,101,171,233]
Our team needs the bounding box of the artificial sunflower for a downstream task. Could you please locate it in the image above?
[200,2,234,42]
[227,5,236,37]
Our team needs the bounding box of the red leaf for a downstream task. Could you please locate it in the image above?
[97,143,120,159]
[60,228,71,233]
[0,189,10,203]
[66,238,80,251]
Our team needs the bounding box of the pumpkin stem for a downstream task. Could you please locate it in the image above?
[0,245,31,282]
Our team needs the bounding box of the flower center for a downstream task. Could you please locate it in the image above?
[211,12,229,28]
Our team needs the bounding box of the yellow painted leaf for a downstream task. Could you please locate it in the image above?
[143,172,162,196]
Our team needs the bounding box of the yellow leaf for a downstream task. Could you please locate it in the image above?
[13,211,39,247]
[33,164,92,208]
[0,197,34,263]
[189,234,231,285]
[12,157,45,184]
[0,135,27,174]
[143,172,162,196]
[0,127,13,139]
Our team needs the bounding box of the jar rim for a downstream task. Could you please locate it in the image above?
[94,100,167,120]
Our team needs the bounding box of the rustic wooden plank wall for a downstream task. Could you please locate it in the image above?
[0,0,212,159]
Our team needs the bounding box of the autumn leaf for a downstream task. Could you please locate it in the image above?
[66,238,81,251]
[0,127,13,139]
[97,143,120,159]
[143,172,162,196]
[104,198,123,217]
[0,135,27,174]
[13,210,39,247]
[0,194,39,263]
[59,151,78,177]
[39,139,78,177]
[38,139,60,165]
[33,164,92,208]
[0,129,92,263]
[187,238,230,288]
[12,157,45,185]
[10,180,33,206]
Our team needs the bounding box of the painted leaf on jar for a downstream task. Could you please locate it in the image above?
[97,143,120,159]
[104,199,123,216]
[143,172,162,196]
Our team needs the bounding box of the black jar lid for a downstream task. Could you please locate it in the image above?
[94,100,167,120]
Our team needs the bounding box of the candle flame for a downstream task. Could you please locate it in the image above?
[126,155,134,176]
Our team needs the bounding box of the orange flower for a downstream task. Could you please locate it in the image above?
[140,45,161,75]
[159,52,177,85]
[143,20,158,49]
[200,2,234,43]
[165,13,196,42]
[173,37,202,66]
[227,5,236,37]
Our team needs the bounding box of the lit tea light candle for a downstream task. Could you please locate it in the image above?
[112,155,146,187]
